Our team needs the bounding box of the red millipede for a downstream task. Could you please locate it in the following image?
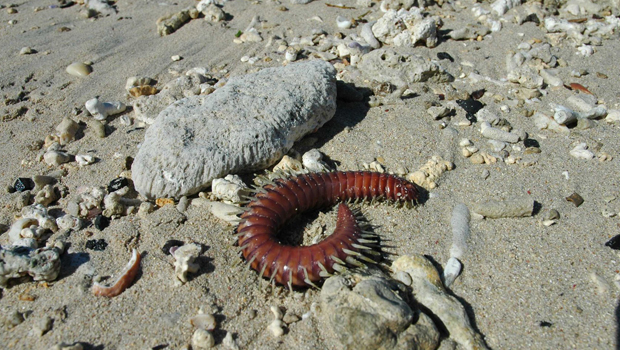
[236,171,419,288]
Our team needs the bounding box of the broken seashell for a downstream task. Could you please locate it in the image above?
[92,249,141,297]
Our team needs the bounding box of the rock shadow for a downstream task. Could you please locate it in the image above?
[297,90,372,154]
[57,245,90,281]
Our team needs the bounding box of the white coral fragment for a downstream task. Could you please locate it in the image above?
[302,149,329,172]
[211,175,249,204]
[569,143,594,160]
[406,156,454,190]
[172,243,202,283]
[372,9,439,48]
[85,97,126,121]
[0,245,62,287]
[450,203,471,259]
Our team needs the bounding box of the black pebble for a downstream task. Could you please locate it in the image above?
[85,239,108,251]
[539,321,553,327]
[605,235,620,250]
[437,52,454,62]
[524,139,540,148]
[94,214,110,230]
[162,240,185,255]
[456,99,484,121]
[14,178,34,192]
[107,177,128,193]
[471,89,486,100]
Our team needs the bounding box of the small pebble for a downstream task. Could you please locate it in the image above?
[138,202,154,217]
[481,169,490,179]
[75,154,95,166]
[66,62,92,77]
[44,151,72,166]
[93,214,110,230]
[192,329,215,349]
[470,153,485,164]
[177,196,190,212]
[171,55,182,61]
[89,120,106,138]
[566,193,584,207]
[14,177,34,192]
[3,310,25,328]
[85,239,108,251]
[20,47,34,55]
[33,316,53,336]
[223,332,240,350]
[282,313,300,324]
[108,177,128,193]
[544,209,560,221]
[190,313,217,331]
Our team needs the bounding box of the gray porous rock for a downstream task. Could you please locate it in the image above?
[358,48,454,88]
[0,245,62,287]
[392,255,489,350]
[320,268,440,350]
[132,60,337,199]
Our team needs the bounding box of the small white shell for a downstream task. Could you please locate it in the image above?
[336,16,352,29]
[8,218,39,245]
[66,62,92,77]
[285,47,298,62]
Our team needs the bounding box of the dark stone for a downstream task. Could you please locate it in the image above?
[93,214,110,230]
[437,52,454,62]
[524,138,540,148]
[456,99,484,122]
[107,177,128,193]
[85,239,108,251]
[14,178,34,192]
[539,321,553,327]
[471,89,486,100]
[605,235,620,250]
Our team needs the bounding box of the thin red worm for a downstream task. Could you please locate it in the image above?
[236,171,418,288]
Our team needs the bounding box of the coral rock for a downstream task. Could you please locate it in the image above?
[132,60,337,199]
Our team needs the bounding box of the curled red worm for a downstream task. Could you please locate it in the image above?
[236,171,418,288]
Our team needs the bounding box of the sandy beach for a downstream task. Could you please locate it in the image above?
[1,0,620,349]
